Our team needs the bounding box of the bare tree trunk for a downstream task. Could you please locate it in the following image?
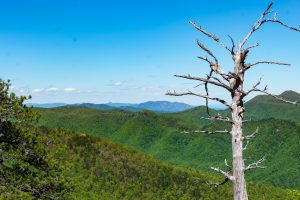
[231,53,248,200]
[231,96,247,199]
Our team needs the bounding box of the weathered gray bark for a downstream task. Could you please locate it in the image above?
[231,53,247,200]
[167,2,300,200]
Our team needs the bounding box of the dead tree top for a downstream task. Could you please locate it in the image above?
[167,2,300,117]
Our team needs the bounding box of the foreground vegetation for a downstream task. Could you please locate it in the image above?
[0,79,69,199]
[4,125,297,199]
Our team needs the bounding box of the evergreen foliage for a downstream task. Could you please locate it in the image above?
[37,106,300,190]
[0,79,69,199]
[27,126,292,199]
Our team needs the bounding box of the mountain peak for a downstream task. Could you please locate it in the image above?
[279,90,300,101]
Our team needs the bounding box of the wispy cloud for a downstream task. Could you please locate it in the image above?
[31,87,60,94]
[30,87,78,95]
[63,87,77,93]
[46,87,59,92]
[107,81,123,86]
[32,88,45,93]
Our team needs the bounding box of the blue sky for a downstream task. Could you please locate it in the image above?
[1,0,300,105]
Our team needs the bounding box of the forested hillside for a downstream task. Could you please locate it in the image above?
[3,125,294,199]
[37,94,300,190]
[172,91,300,126]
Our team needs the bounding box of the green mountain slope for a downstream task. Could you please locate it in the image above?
[244,91,300,122]
[173,91,300,126]
[37,106,133,138]
[169,106,218,126]
[37,106,300,189]
[19,126,293,199]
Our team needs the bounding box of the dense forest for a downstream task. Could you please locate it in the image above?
[37,92,300,189]
[2,125,298,199]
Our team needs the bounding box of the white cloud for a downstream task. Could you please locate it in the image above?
[31,87,59,94]
[64,87,77,93]
[31,87,77,94]
[46,87,59,92]
[114,82,122,86]
[32,88,45,93]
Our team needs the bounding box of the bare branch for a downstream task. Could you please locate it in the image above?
[211,166,234,181]
[190,21,220,42]
[244,42,259,52]
[193,83,204,88]
[243,141,250,151]
[210,76,226,85]
[192,129,230,135]
[244,156,266,172]
[197,57,230,81]
[239,2,274,50]
[244,61,290,71]
[228,35,235,55]
[244,78,262,96]
[224,159,230,168]
[196,41,229,81]
[264,19,300,32]
[203,72,232,119]
[242,118,252,123]
[252,88,299,105]
[203,72,234,122]
[170,73,232,122]
[189,21,232,53]
[239,2,300,51]
[197,56,214,66]
[174,74,232,91]
[204,71,213,117]
[181,130,189,134]
[206,178,229,188]
[201,115,233,124]
[243,128,260,141]
[196,40,218,64]
[166,90,232,108]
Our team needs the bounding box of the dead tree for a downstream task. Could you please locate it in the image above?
[166,2,299,200]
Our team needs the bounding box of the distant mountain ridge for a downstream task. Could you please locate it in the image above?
[27,102,67,108]
[29,101,194,112]
[28,90,300,113]
[135,101,193,112]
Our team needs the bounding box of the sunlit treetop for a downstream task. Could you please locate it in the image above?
[0,79,39,125]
